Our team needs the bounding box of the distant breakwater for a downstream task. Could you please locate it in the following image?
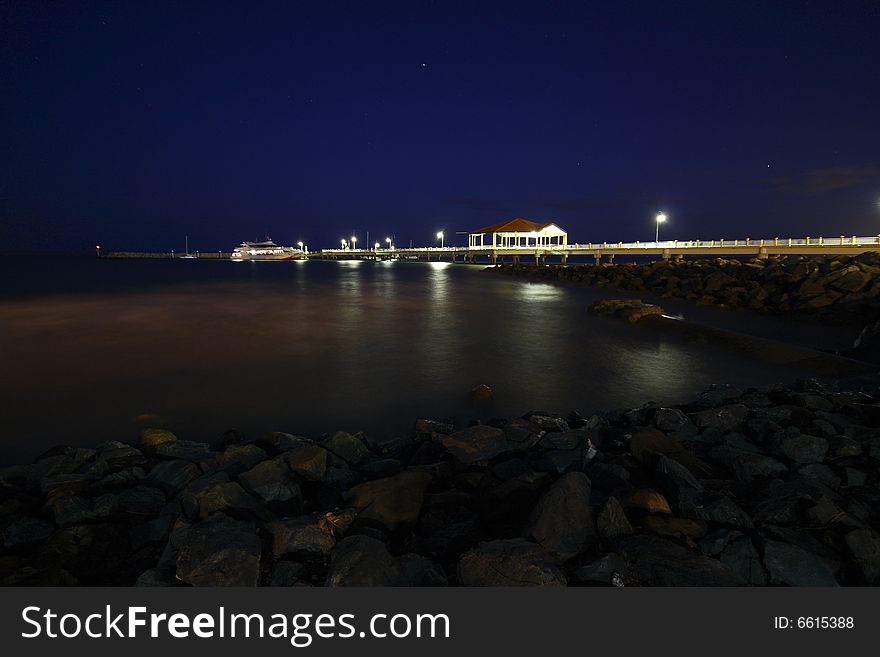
[2,378,880,587]
[103,252,231,259]
[487,253,880,324]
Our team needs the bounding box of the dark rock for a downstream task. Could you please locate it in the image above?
[360,458,402,478]
[397,554,448,586]
[129,514,176,550]
[653,407,693,433]
[535,448,586,475]
[624,489,672,514]
[325,535,404,586]
[709,446,788,482]
[155,440,215,463]
[176,515,262,586]
[271,516,336,558]
[616,534,744,586]
[458,539,567,586]
[95,441,147,471]
[527,415,570,432]
[117,486,166,519]
[689,404,749,432]
[321,432,371,466]
[629,430,681,468]
[139,428,177,450]
[195,481,273,522]
[284,444,328,481]
[269,561,305,586]
[345,470,432,531]
[642,516,707,539]
[680,491,754,528]
[238,459,302,512]
[442,425,507,464]
[469,384,494,402]
[524,472,597,561]
[573,553,628,586]
[778,433,828,464]
[143,459,201,497]
[585,462,631,492]
[3,517,55,550]
[215,444,270,476]
[844,529,880,585]
[762,539,839,586]
[597,496,633,543]
[538,429,589,450]
[502,418,543,446]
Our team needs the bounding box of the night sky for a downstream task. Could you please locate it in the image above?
[2,0,879,253]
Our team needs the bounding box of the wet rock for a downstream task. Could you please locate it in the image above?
[325,535,404,586]
[844,529,880,585]
[321,432,371,466]
[616,535,744,586]
[134,568,176,587]
[345,470,432,531]
[143,459,201,497]
[535,448,586,474]
[271,516,336,558]
[458,539,566,586]
[586,462,631,492]
[524,472,598,561]
[597,496,633,543]
[139,428,177,450]
[469,384,494,403]
[798,463,841,489]
[762,539,838,586]
[49,494,118,526]
[415,418,454,437]
[655,454,703,498]
[36,447,96,477]
[89,467,145,495]
[284,444,328,481]
[176,515,262,587]
[442,425,507,464]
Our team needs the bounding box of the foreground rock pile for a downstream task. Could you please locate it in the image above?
[490,252,880,322]
[3,379,880,586]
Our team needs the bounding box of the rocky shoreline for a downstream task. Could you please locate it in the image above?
[3,378,880,587]
[487,253,880,325]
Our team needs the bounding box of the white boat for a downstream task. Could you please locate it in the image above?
[231,237,304,261]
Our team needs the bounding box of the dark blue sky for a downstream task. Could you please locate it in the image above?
[2,0,879,252]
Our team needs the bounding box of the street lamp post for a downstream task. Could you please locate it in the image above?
[655,212,667,244]
[351,235,357,251]
[436,231,444,248]
[386,237,392,249]
[374,242,380,251]
[341,239,347,250]
[297,241,304,252]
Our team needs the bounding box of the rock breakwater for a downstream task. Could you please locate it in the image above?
[3,379,880,586]
[489,253,880,323]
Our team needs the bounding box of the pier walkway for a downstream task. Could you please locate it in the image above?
[314,234,880,264]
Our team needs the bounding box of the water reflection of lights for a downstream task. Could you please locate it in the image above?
[517,282,564,301]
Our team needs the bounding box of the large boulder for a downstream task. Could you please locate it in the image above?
[442,425,508,464]
[321,432,371,466]
[238,459,302,513]
[143,459,201,497]
[597,496,634,544]
[844,529,880,585]
[345,470,432,531]
[524,472,598,561]
[175,515,262,587]
[325,535,403,586]
[271,516,336,558]
[457,539,566,586]
[284,444,328,481]
[762,539,838,586]
[616,535,744,586]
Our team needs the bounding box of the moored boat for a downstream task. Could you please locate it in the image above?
[230,237,304,261]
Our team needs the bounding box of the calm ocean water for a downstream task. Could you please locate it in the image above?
[0,256,864,463]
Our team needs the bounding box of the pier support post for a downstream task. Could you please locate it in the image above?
[662,249,671,261]
[561,254,568,266]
